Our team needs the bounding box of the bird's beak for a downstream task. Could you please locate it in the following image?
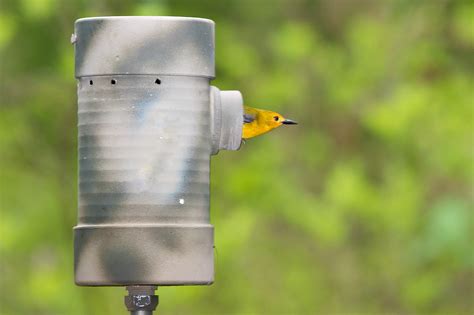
[282,119,298,125]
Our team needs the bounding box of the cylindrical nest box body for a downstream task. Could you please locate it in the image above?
[73,17,243,286]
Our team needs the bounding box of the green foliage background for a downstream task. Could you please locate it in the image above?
[1,0,473,314]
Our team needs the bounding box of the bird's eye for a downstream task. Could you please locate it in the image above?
[274,116,279,121]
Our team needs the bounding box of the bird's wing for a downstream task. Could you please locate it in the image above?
[243,113,256,124]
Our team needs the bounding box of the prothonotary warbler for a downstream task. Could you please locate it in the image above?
[242,106,298,139]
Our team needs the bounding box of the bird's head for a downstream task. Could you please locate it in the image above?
[264,110,298,129]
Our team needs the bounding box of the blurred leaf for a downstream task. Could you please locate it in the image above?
[452,2,474,46]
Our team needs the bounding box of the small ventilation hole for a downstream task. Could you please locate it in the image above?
[89,80,93,85]
[155,78,161,85]
[111,79,116,85]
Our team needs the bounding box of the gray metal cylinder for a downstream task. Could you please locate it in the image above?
[73,16,242,286]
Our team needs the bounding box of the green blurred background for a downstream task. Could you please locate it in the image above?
[1,0,473,314]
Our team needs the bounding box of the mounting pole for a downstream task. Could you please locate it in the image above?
[124,286,159,315]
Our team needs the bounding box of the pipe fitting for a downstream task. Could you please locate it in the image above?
[210,86,243,154]
[124,286,159,314]
[73,16,243,286]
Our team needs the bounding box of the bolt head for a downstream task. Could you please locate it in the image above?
[133,295,151,307]
[125,294,159,311]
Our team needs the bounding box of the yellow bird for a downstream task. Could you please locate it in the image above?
[242,106,298,139]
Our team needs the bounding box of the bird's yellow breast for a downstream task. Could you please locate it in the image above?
[243,121,269,139]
